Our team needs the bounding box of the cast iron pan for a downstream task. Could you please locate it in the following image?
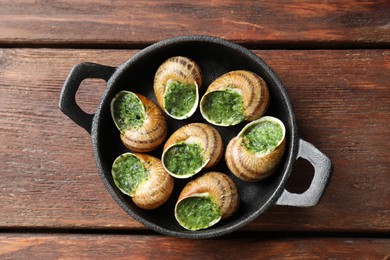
[59,35,333,239]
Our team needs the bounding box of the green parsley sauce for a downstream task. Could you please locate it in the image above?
[164,80,197,118]
[112,154,148,196]
[112,92,145,132]
[176,196,221,230]
[201,89,245,125]
[242,121,283,154]
[163,143,204,176]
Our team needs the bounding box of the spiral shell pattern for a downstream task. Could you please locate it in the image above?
[225,116,286,181]
[200,70,270,125]
[131,154,174,210]
[163,123,223,171]
[154,56,202,119]
[175,172,239,224]
[111,153,174,210]
[119,93,168,152]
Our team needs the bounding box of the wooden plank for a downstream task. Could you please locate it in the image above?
[0,234,389,259]
[0,1,389,46]
[0,48,389,232]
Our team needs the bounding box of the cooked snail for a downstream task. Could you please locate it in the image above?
[111,91,167,152]
[162,123,223,179]
[175,172,239,231]
[225,116,286,181]
[111,153,174,209]
[154,56,202,120]
[200,70,270,126]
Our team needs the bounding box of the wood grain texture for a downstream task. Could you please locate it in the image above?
[0,234,389,259]
[0,48,389,233]
[0,0,389,46]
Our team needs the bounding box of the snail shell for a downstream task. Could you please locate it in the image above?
[175,172,239,231]
[200,70,270,126]
[111,153,174,210]
[154,56,202,120]
[111,91,168,152]
[162,123,223,179]
[225,116,286,181]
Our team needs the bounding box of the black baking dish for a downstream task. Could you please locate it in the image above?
[59,35,332,239]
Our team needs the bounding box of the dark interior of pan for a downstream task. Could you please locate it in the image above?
[92,36,297,239]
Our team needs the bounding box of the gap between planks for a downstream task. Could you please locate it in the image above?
[0,41,390,50]
[1,228,389,239]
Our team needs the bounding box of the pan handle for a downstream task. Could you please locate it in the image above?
[59,62,116,134]
[276,139,333,207]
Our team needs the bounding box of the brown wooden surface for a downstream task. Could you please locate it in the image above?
[0,0,389,258]
[1,0,389,47]
[1,49,389,233]
[1,234,389,259]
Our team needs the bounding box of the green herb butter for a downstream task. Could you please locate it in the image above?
[242,121,283,154]
[163,143,204,176]
[164,80,197,117]
[176,195,221,230]
[112,92,146,132]
[201,89,245,125]
[112,154,148,196]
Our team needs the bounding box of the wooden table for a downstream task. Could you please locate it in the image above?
[1,1,389,258]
